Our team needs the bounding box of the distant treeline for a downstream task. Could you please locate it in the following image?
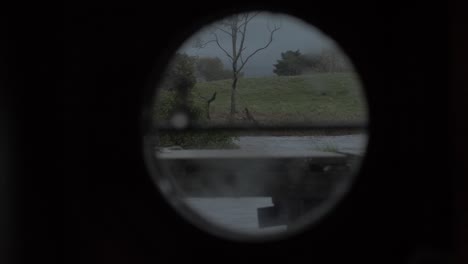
[273,48,352,76]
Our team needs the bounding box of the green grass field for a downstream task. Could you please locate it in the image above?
[191,72,367,125]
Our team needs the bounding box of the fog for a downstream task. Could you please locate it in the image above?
[180,12,339,77]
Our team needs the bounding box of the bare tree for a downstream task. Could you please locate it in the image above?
[196,12,280,120]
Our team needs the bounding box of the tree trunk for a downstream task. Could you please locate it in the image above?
[229,19,239,120]
[230,75,238,118]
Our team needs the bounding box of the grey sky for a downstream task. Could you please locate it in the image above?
[180,12,341,77]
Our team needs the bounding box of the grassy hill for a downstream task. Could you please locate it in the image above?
[192,72,368,125]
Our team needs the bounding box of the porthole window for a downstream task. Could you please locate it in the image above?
[143,11,368,241]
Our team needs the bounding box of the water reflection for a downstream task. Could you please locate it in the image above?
[186,197,287,234]
[155,135,365,235]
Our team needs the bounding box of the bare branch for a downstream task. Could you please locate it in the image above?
[266,23,281,33]
[236,27,246,58]
[214,25,233,36]
[213,33,233,62]
[237,12,260,29]
[238,46,247,65]
[237,25,280,73]
[237,27,245,38]
[195,39,217,49]
[233,14,251,65]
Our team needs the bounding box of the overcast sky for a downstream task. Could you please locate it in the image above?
[179,12,342,77]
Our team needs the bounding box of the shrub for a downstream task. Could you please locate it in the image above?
[152,53,238,149]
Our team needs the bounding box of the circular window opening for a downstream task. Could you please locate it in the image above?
[143,11,369,241]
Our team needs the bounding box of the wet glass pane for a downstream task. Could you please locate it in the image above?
[144,11,368,240]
